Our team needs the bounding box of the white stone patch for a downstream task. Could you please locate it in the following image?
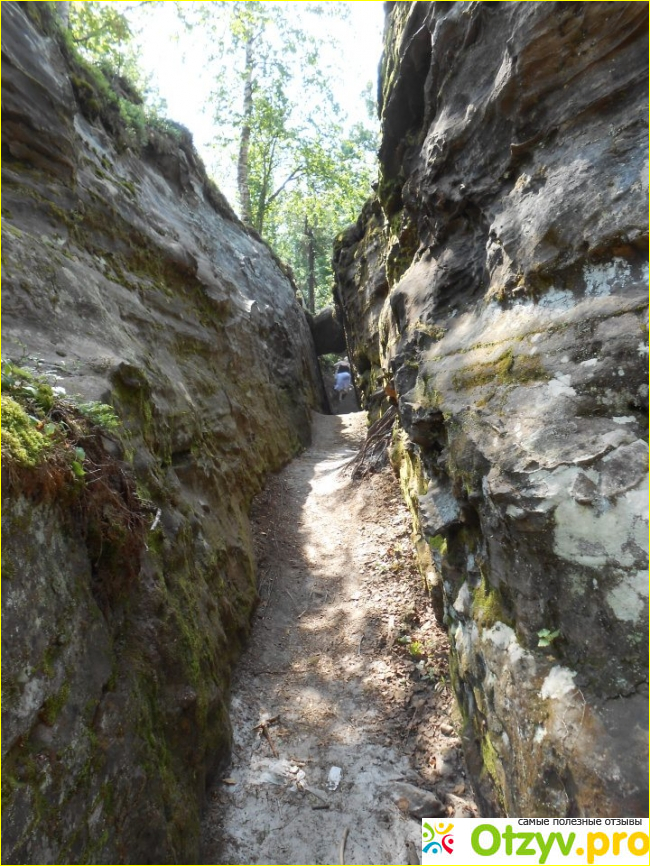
[16,677,45,722]
[606,570,649,623]
[527,466,594,506]
[601,428,634,450]
[560,355,569,363]
[583,257,631,297]
[34,522,47,547]
[533,726,547,743]
[638,343,649,356]
[507,639,531,667]
[524,428,631,477]
[453,621,479,676]
[483,621,513,651]
[612,416,636,425]
[554,475,649,568]
[480,624,538,696]
[547,376,576,398]
[483,668,498,693]
[538,289,574,311]
[540,665,577,701]
[453,582,471,616]
[640,159,650,195]
[580,358,599,367]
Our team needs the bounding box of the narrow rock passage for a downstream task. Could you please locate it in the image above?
[201,412,477,866]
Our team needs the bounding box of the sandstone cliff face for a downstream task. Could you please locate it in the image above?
[335,1,648,817]
[1,3,323,862]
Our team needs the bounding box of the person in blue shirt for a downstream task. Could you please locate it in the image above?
[334,365,352,402]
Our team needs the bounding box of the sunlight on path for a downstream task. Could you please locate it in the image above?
[200,412,476,865]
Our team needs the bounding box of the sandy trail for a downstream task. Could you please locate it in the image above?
[200,412,476,866]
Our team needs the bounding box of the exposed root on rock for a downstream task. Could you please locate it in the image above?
[346,404,398,479]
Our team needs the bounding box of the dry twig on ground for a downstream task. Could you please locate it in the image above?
[253,715,280,757]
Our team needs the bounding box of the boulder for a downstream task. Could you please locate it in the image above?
[308,305,347,355]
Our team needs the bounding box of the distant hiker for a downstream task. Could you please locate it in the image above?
[334,367,352,402]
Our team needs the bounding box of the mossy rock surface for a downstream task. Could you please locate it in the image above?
[1,3,325,862]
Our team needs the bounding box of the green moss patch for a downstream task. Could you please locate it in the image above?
[386,215,418,286]
[452,348,549,391]
[472,577,505,630]
[40,681,71,726]
[428,534,448,556]
[1,361,117,472]
[1,396,51,466]
[480,732,507,810]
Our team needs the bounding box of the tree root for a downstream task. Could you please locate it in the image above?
[345,405,398,480]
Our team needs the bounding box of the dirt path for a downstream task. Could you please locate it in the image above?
[200,412,477,866]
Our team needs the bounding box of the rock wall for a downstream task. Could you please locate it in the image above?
[1,3,324,862]
[335,1,648,817]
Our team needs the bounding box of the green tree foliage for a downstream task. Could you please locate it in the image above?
[266,121,377,311]
[66,1,134,69]
[62,1,166,112]
[181,1,378,311]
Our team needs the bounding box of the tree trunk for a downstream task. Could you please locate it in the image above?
[55,2,72,28]
[305,218,316,314]
[237,36,254,225]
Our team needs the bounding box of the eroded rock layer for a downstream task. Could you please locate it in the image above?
[1,3,323,862]
[335,1,648,817]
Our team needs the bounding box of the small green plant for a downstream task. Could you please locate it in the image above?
[537,628,560,647]
[421,665,447,689]
[76,401,120,431]
[408,640,425,658]
[70,446,87,479]
[1,361,55,412]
